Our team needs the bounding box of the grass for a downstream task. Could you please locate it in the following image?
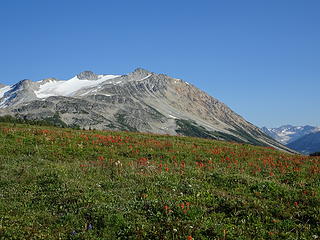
[0,122,319,239]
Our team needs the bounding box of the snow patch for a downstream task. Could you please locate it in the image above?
[79,90,94,96]
[279,131,295,136]
[35,75,120,98]
[136,74,152,82]
[313,127,320,133]
[0,86,11,98]
[0,96,10,108]
[168,114,177,119]
[173,78,182,84]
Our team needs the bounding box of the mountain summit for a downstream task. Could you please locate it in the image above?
[0,68,293,152]
[77,71,99,80]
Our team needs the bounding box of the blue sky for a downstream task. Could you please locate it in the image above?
[1,0,319,127]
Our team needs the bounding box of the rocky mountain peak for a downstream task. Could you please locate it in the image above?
[40,78,58,84]
[77,71,99,80]
[122,68,154,82]
[133,68,151,74]
[13,79,33,89]
[131,68,152,76]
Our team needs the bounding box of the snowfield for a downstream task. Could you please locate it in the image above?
[35,75,120,98]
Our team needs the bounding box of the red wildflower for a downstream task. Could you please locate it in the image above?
[181,161,185,168]
[164,205,169,213]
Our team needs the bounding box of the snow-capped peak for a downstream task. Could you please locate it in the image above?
[261,125,320,144]
[35,74,120,98]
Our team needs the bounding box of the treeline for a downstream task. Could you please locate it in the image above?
[310,152,320,157]
[0,114,80,129]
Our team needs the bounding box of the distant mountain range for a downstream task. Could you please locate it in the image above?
[261,125,320,154]
[287,132,320,155]
[0,68,293,152]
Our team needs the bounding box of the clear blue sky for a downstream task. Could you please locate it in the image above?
[1,0,319,128]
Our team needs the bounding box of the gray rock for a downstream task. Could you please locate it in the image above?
[77,71,99,80]
[0,79,38,108]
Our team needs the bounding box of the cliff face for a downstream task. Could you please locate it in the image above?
[0,68,294,152]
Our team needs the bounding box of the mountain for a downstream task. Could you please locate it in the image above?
[261,125,320,144]
[287,132,320,155]
[0,68,293,152]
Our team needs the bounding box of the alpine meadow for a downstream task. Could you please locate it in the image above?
[0,122,319,239]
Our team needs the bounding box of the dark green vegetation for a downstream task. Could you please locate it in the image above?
[175,119,272,148]
[310,152,320,157]
[175,119,245,143]
[0,114,68,128]
[229,127,268,147]
[0,123,319,239]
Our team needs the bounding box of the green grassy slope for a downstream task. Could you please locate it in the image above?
[0,123,319,239]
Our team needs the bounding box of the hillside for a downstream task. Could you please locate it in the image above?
[0,123,319,239]
[287,132,320,155]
